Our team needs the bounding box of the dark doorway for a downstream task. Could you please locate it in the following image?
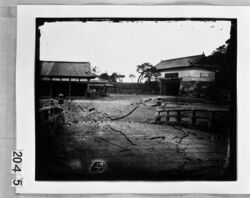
[162,79,180,96]
[71,82,86,96]
[38,81,51,96]
[52,82,69,97]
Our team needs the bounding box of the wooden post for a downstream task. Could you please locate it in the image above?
[155,110,161,124]
[69,78,71,97]
[166,110,170,123]
[177,110,181,123]
[208,111,215,130]
[49,77,53,97]
[159,80,162,95]
[191,110,196,126]
[162,81,166,95]
[156,97,162,106]
[86,78,90,97]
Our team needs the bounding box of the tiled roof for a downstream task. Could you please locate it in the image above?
[39,61,97,78]
[155,54,206,70]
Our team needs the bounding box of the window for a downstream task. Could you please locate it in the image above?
[165,73,178,79]
[200,73,208,78]
[200,72,214,78]
[208,73,215,78]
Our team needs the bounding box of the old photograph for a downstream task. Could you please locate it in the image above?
[35,18,237,181]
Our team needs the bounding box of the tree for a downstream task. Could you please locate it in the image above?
[136,63,151,83]
[99,72,125,83]
[110,72,118,83]
[136,63,160,83]
[117,74,125,82]
[205,44,227,67]
[129,74,136,83]
[144,67,160,83]
[201,43,229,89]
[99,72,110,82]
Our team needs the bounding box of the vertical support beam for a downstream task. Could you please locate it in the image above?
[86,78,90,97]
[99,87,101,96]
[159,80,162,95]
[49,77,53,97]
[155,110,161,124]
[208,111,215,130]
[162,80,165,95]
[69,78,71,97]
[191,110,196,126]
[177,110,181,123]
[166,110,170,123]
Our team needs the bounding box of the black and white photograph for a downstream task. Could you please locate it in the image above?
[34,17,237,181]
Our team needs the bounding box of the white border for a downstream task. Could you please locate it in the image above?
[16,5,250,194]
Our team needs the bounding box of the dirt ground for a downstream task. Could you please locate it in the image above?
[36,94,232,181]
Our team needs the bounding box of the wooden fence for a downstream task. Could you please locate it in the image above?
[156,107,229,130]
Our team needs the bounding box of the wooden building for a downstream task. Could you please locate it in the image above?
[155,54,219,97]
[38,61,109,97]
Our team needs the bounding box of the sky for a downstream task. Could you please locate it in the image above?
[39,20,231,82]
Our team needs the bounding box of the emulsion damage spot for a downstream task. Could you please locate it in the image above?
[90,160,106,174]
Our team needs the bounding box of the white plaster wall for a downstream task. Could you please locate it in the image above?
[160,69,215,82]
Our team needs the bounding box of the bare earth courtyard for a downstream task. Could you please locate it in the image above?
[37,94,231,181]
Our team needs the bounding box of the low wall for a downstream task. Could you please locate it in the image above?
[108,82,160,95]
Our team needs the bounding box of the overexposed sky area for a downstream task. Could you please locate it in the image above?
[39,20,231,82]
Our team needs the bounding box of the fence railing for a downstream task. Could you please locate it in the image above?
[156,107,229,130]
